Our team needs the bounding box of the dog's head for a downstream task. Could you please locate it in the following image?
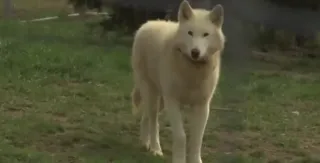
[174,1,226,63]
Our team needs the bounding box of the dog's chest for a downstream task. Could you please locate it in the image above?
[172,68,218,105]
[160,52,221,105]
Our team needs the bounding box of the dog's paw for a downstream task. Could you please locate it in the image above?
[148,143,163,157]
[149,148,163,157]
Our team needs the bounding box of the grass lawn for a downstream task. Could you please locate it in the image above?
[1,2,320,163]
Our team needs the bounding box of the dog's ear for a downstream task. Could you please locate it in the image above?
[178,0,193,22]
[209,4,224,27]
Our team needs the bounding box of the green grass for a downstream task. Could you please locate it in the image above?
[1,13,320,163]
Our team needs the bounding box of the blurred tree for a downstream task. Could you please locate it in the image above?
[264,0,319,51]
[268,0,319,11]
[3,0,13,18]
[68,0,170,35]
[69,0,320,58]
[68,0,104,14]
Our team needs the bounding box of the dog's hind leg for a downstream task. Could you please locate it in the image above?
[140,86,163,156]
[147,93,163,156]
[131,87,141,115]
[139,96,150,149]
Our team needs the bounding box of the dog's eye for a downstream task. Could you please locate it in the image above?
[188,31,193,36]
[203,33,209,37]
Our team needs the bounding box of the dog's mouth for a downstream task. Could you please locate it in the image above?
[176,48,208,65]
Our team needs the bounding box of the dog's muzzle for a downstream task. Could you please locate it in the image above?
[176,48,208,65]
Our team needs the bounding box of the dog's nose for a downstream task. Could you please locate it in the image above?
[191,48,200,59]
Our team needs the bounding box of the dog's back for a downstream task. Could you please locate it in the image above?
[131,20,178,86]
[131,20,178,114]
[131,20,177,63]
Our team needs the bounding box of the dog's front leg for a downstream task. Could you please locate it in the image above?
[187,103,210,163]
[164,97,186,163]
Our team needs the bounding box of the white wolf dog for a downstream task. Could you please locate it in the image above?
[130,1,226,163]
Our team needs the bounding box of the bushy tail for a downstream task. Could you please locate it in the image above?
[131,87,141,116]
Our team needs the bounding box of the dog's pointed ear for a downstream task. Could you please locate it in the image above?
[209,4,224,27]
[178,0,193,22]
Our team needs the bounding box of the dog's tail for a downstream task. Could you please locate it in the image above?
[131,87,141,116]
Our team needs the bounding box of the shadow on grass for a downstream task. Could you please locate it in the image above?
[82,135,164,163]
[46,123,165,163]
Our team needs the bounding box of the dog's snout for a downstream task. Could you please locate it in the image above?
[191,48,200,59]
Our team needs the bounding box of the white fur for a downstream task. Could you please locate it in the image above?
[130,1,225,163]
